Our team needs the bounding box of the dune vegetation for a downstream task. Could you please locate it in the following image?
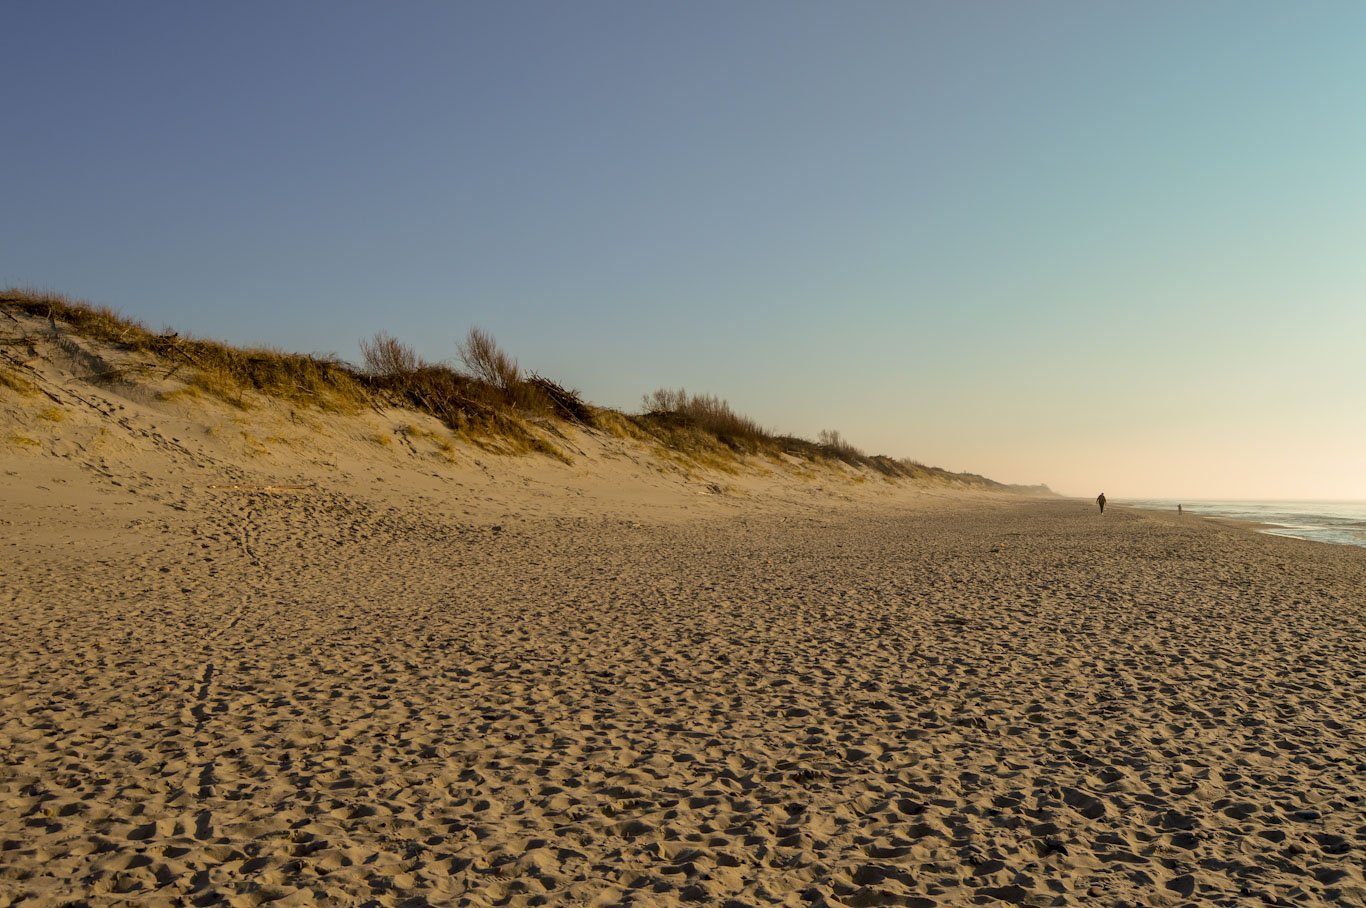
[1,288,1009,487]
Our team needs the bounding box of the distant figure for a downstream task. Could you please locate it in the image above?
[1096,492,1106,514]
[1178,503,1183,515]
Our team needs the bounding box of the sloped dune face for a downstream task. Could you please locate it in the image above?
[0,305,989,529]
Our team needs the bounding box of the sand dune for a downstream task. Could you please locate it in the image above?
[2,318,1364,906]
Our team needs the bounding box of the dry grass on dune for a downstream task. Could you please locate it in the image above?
[357,329,574,461]
[0,362,41,396]
[632,390,997,485]
[1,287,1007,486]
[2,289,368,413]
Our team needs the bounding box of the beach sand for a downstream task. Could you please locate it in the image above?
[2,331,1364,906]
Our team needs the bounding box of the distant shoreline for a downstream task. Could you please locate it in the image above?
[1123,498,1366,549]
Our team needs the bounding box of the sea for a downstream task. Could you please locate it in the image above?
[1125,500,1366,549]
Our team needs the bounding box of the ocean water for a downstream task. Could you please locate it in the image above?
[1126,500,1366,548]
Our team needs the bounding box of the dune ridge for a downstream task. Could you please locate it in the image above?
[1,290,1023,493]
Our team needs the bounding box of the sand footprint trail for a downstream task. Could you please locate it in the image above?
[1,497,1363,906]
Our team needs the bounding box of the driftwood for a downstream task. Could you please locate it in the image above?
[527,373,593,425]
[147,333,207,370]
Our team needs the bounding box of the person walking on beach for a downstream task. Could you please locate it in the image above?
[1096,492,1106,514]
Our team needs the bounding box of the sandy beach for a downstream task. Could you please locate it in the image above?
[4,456,1364,906]
[2,315,1364,907]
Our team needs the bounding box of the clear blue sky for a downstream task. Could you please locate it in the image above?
[6,2,1365,498]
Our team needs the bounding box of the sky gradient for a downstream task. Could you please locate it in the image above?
[5,2,1364,498]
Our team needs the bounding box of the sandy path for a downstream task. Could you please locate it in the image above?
[2,494,1363,907]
